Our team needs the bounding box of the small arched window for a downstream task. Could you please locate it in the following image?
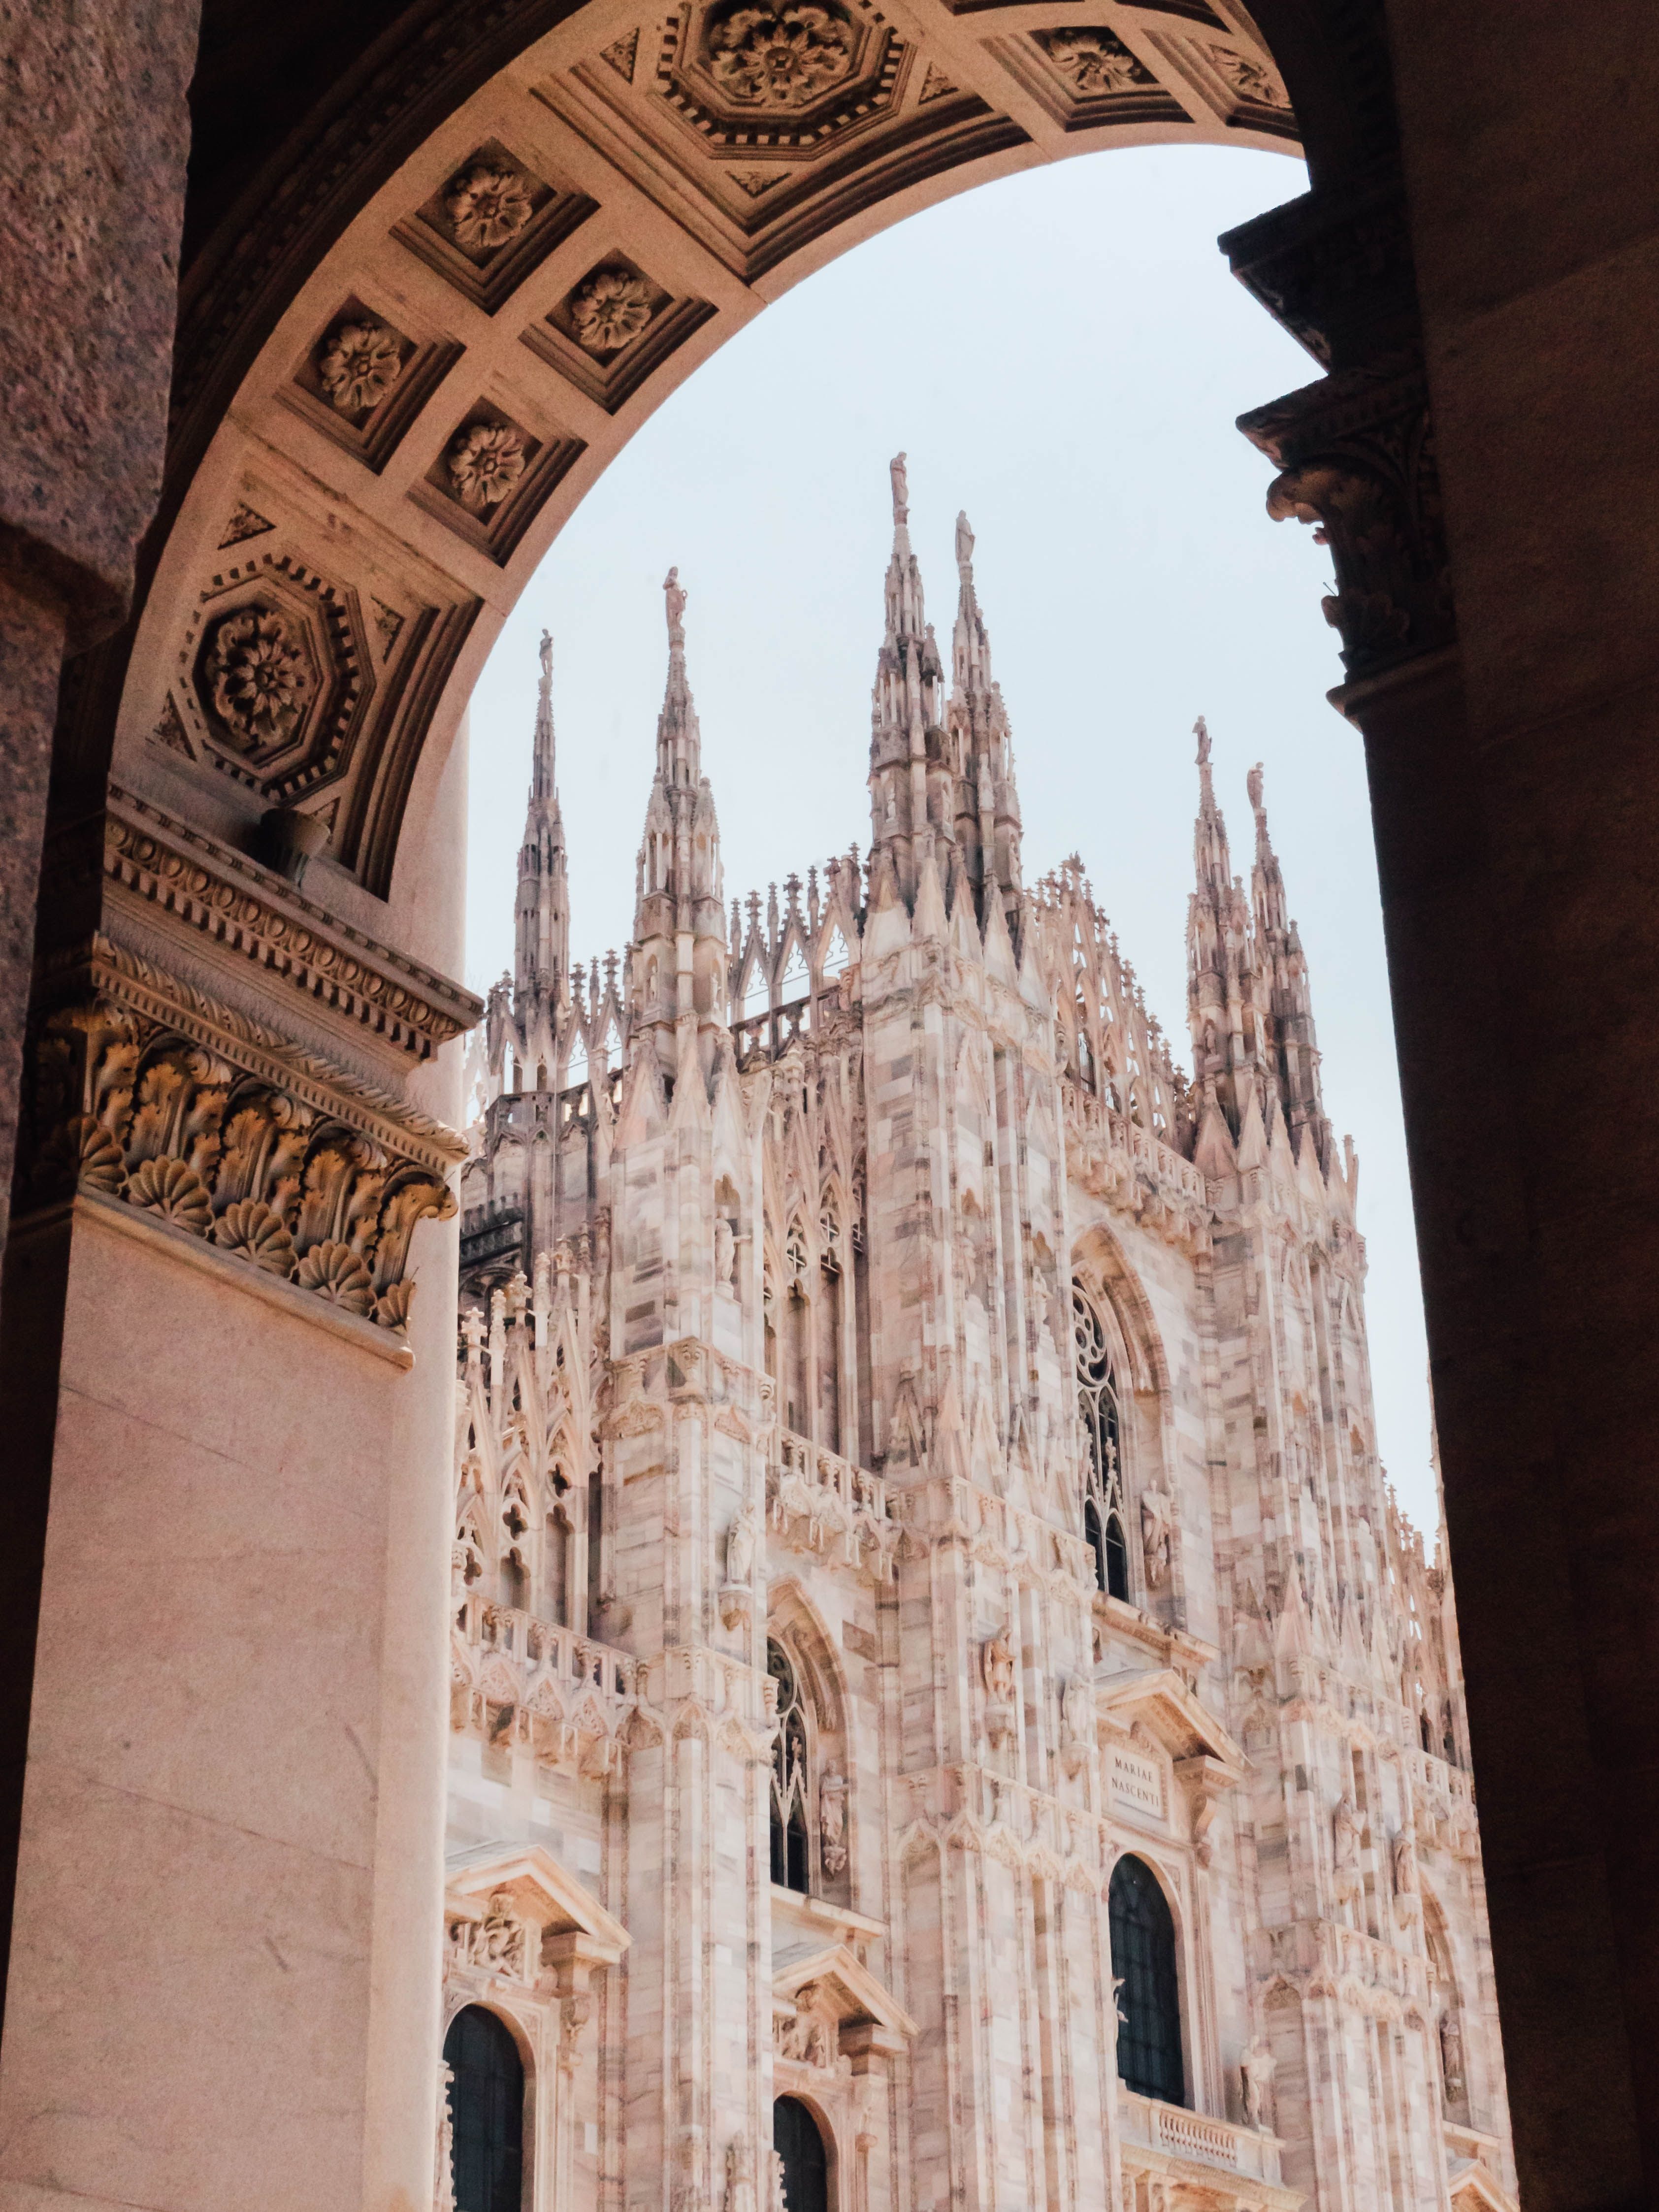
[1074,1285,1129,1600]
[769,1640,811,1892]
[444,2005,524,2212]
[774,2095,829,2212]
[1109,1855,1183,2105]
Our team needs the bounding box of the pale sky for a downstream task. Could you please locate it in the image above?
[462,142,1441,1531]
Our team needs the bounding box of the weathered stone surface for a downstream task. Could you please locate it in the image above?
[0,0,199,638]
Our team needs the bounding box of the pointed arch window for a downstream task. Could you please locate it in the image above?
[1109,1854,1184,2105]
[769,1640,811,1892]
[1074,1284,1129,1600]
[743,960,771,1020]
[781,943,810,1003]
[444,2005,524,2212]
[820,927,850,979]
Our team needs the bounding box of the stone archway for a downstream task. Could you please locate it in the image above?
[6,5,1659,2212]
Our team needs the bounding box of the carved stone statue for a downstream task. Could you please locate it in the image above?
[1439,2010,1466,2102]
[955,508,975,571]
[1062,1674,1095,1752]
[1139,1481,1173,1589]
[1392,1821,1418,1898]
[1332,1793,1361,1889]
[725,2138,757,2212]
[664,565,687,645]
[1194,713,1210,765]
[478,1888,523,1975]
[725,1501,758,1588]
[1239,2034,1276,2131]
[819,1766,847,1876]
[982,1618,1017,1705]
[769,2149,788,2212]
[714,1214,736,1286]
[779,1982,835,2068]
[889,450,908,523]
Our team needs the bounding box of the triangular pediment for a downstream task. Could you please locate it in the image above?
[1447,2160,1519,2212]
[1094,1665,1246,1775]
[446,1841,629,1963]
[773,1941,917,2040]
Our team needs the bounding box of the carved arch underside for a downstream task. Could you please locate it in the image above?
[79,0,1332,918]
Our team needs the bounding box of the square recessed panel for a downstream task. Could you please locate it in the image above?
[521,256,716,414]
[1144,32,1296,135]
[392,139,600,314]
[412,399,586,566]
[988,27,1189,129]
[283,296,464,472]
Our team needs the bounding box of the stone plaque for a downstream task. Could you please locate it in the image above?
[1109,1741,1165,1820]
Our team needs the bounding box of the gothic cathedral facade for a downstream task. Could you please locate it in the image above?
[440,465,1515,2212]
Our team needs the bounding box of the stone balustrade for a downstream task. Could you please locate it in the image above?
[769,1429,897,1578]
[1118,2087,1290,2189]
[464,1599,634,1704]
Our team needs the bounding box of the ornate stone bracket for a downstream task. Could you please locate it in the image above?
[1223,172,1455,689]
[1239,359,1451,683]
[19,932,463,1334]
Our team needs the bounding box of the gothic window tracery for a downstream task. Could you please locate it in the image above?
[769,1639,811,1892]
[1074,1284,1129,1600]
[1108,1854,1184,2106]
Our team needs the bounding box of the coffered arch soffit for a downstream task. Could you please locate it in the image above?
[104,0,1372,924]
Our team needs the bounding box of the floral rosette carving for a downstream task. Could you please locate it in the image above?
[1208,43,1288,107]
[705,0,856,108]
[1041,29,1148,97]
[26,996,455,1334]
[318,320,405,417]
[445,165,535,252]
[448,423,527,510]
[569,270,657,357]
[203,605,318,750]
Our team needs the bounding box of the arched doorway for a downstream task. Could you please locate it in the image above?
[775,2094,830,2212]
[445,2005,525,2212]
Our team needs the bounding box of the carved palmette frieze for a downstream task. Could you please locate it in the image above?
[22,934,461,1333]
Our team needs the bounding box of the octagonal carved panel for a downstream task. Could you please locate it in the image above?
[177,553,372,803]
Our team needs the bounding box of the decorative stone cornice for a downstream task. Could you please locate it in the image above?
[19,932,463,1335]
[93,782,483,1063]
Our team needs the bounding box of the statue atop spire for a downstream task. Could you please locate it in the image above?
[1195,714,1211,767]
[515,625,569,1003]
[890,451,909,529]
[664,566,687,651]
[955,508,974,574]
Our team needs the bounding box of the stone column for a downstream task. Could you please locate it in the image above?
[0,0,199,1287]
[1225,101,1659,2197]
[0,730,477,2209]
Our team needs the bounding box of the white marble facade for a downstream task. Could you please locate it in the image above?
[440,466,1515,2212]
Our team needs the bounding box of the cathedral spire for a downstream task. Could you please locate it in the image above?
[946,509,1022,921]
[1248,761,1331,1168]
[869,452,944,907]
[514,628,569,1003]
[632,568,727,1072]
[1185,716,1262,1138]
